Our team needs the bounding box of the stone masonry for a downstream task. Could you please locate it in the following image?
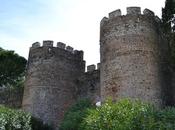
[100,7,169,107]
[22,41,100,129]
[21,7,173,130]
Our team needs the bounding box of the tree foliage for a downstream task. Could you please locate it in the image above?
[162,0,175,68]
[162,0,175,33]
[0,48,27,87]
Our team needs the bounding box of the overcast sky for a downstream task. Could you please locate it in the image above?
[0,0,165,66]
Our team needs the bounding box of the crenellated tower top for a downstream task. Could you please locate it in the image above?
[31,40,82,55]
[23,40,86,128]
[100,7,161,27]
[29,40,84,64]
[100,7,169,107]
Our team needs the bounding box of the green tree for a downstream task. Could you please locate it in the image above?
[162,0,175,67]
[162,0,175,33]
[0,47,27,87]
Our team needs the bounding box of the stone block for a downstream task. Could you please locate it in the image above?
[127,7,141,15]
[66,46,74,53]
[143,9,155,16]
[32,42,40,48]
[43,40,53,47]
[109,9,121,18]
[87,64,96,72]
[100,17,109,26]
[57,42,66,49]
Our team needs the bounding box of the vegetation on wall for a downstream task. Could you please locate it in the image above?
[0,47,27,88]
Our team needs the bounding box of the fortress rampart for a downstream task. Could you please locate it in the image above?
[22,41,86,128]
[100,7,169,107]
[77,64,100,103]
[20,7,173,130]
[22,40,101,129]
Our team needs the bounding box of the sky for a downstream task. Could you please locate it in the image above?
[0,0,166,66]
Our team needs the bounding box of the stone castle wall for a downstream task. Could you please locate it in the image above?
[77,64,100,103]
[18,6,173,130]
[100,7,169,107]
[22,41,86,129]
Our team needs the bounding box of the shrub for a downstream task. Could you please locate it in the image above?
[59,99,93,130]
[80,99,156,130]
[59,98,175,130]
[80,99,175,130]
[0,105,53,130]
[0,106,31,130]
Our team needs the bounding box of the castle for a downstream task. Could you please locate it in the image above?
[22,7,173,129]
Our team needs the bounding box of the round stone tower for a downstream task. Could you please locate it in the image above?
[100,7,169,107]
[22,41,85,129]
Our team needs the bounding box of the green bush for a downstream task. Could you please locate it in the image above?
[59,98,175,130]
[0,105,53,130]
[0,106,31,130]
[80,99,156,130]
[80,99,175,130]
[59,99,93,130]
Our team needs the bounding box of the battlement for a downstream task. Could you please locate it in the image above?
[143,8,155,16]
[43,40,53,47]
[32,42,40,48]
[100,7,160,26]
[31,40,81,55]
[86,63,100,72]
[57,42,66,49]
[87,64,96,72]
[127,7,141,15]
[29,40,84,62]
[109,9,121,19]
